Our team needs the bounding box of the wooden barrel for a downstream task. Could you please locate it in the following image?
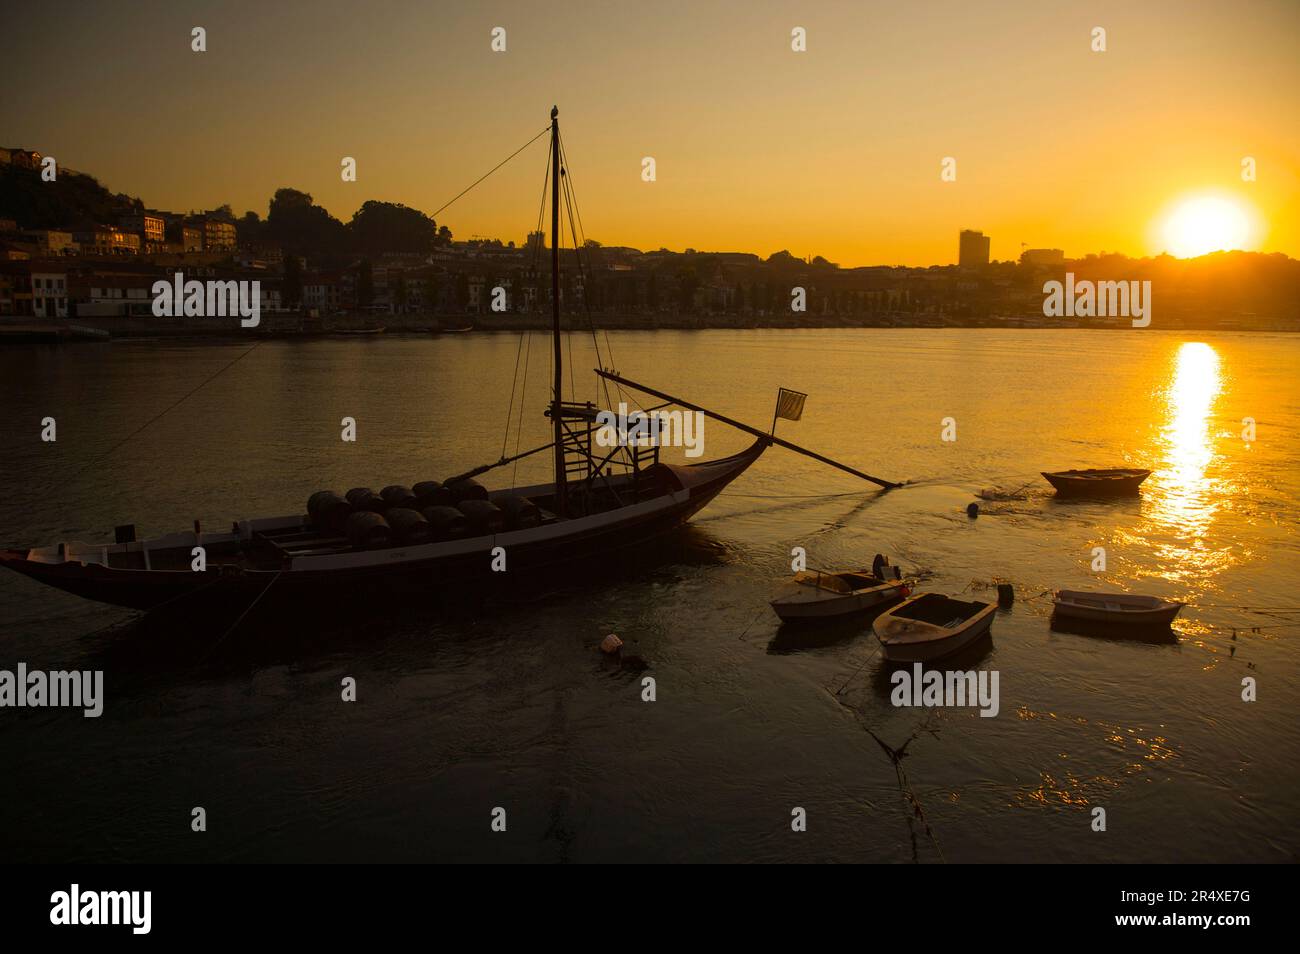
[307,490,352,531]
[345,511,392,549]
[413,480,453,507]
[380,485,418,509]
[346,487,385,513]
[497,494,540,530]
[422,505,469,539]
[446,478,489,502]
[385,507,432,545]
[457,499,504,534]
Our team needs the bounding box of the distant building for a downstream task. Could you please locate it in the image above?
[21,230,78,256]
[201,218,237,252]
[303,273,343,313]
[165,221,204,253]
[0,148,42,170]
[31,268,69,318]
[119,212,166,251]
[73,226,141,257]
[1020,248,1065,266]
[958,230,990,268]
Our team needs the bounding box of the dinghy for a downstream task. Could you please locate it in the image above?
[769,570,910,622]
[873,593,996,662]
[1052,590,1185,625]
[1041,468,1150,496]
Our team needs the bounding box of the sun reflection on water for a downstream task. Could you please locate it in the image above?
[1141,341,1228,582]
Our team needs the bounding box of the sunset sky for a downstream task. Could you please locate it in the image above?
[2,0,1297,266]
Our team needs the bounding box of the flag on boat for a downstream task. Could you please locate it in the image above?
[775,387,807,422]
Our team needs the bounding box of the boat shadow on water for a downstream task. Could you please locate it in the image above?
[1048,614,1180,645]
[767,601,896,655]
[80,526,735,676]
[866,632,997,702]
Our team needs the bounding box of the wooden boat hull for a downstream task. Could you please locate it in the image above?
[873,594,996,663]
[770,582,906,621]
[1042,468,1151,496]
[1051,590,1184,625]
[0,440,768,611]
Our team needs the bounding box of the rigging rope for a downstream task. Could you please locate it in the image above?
[431,126,550,220]
[60,339,264,490]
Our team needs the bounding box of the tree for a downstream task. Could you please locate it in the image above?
[348,200,438,256]
[266,188,348,256]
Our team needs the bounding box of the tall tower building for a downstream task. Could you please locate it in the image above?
[959,229,991,267]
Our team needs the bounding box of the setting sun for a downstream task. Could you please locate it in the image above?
[1157,195,1257,259]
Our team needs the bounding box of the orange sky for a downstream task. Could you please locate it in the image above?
[2,0,1297,266]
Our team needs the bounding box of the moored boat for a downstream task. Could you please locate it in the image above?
[769,569,910,621]
[0,107,901,617]
[1041,468,1150,496]
[873,592,996,662]
[1052,590,1185,625]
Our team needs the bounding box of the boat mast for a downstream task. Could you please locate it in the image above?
[550,105,567,517]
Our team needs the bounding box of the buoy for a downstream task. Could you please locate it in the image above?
[600,633,624,654]
[966,502,980,518]
[997,583,1015,606]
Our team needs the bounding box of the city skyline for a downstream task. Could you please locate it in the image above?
[1,0,1297,267]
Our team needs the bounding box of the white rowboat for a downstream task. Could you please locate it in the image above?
[1052,590,1185,625]
[873,593,996,662]
[770,570,910,621]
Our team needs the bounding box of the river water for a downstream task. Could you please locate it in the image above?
[0,328,1296,862]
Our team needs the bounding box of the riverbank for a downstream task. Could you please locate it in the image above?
[3,310,1295,341]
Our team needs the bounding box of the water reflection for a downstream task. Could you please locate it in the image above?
[1142,342,1227,582]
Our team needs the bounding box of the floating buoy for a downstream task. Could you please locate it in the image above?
[600,633,624,654]
[997,583,1015,606]
[966,502,980,518]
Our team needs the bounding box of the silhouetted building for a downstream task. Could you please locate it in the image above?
[959,230,990,267]
[1020,248,1065,266]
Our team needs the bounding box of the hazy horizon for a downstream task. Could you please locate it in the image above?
[2,0,1297,267]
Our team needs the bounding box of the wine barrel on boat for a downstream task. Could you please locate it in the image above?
[413,480,453,507]
[385,507,433,545]
[422,505,470,539]
[446,478,489,503]
[457,499,504,534]
[380,485,418,509]
[346,511,392,549]
[497,494,540,530]
[346,487,385,513]
[307,490,352,531]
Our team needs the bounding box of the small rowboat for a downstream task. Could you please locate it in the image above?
[1041,468,1150,496]
[1052,590,1185,625]
[873,593,995,662]
[770,570,910,621]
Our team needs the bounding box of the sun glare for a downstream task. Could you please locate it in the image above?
[1157,195,1255,258]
